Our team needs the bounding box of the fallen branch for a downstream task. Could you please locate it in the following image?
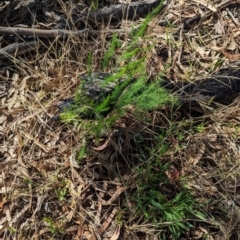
[0,28,130,58]
[55,0,166,29]
[183,0,239,29]
[0,41,42,59]
[0,27,129,39]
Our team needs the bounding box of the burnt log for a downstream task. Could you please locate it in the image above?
[163,62,240,104]
[54,0,166,29]
[56,61,240,119]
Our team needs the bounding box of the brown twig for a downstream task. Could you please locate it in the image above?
[0,41,43,59]
[0,27,129,39]
[199,0,239,25]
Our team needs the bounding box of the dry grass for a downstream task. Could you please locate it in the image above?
[1,0,240,239]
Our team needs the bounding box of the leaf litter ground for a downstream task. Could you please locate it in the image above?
[0,0,240,239]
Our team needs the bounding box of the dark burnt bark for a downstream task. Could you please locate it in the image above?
[54,0,165,29]
[163,62,240,104]
[56,62,240,119]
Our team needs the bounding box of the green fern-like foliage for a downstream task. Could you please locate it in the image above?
[102,34,121,70]
[116,75,171,111]
[60,0,173,134]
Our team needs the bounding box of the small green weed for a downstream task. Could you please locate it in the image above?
[77,141,87,162]
[23,178,34,185]
[56,188,67,201]
[7,227,17,235]
[42,174,69,202]
[87,51,93,73]
[194,123,205,133]
[89,0,99,10]
[43,217,65,235]
[102,34,121,70]
[131,132,206,239]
